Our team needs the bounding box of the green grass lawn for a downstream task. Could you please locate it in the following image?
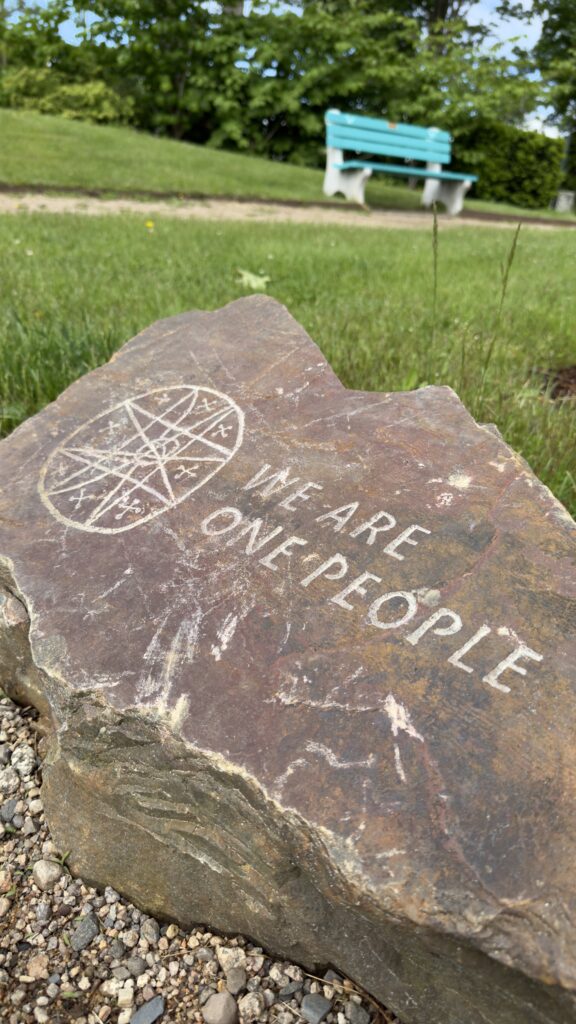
[1,109,574,222]
[1,211,574,515]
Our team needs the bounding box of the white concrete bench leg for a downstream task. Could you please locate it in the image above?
[422,163,472,216]
[323,147,372,205]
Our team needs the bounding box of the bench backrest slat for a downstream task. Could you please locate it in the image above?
[326,109,452,165]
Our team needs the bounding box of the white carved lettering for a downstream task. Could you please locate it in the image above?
[483,644,543,694]
[383,524,431,561]
[300,554,349,588]
[243,463,300,498]
[406,608,462,646]
[260,535,308,571]
[350,510,396,545]
[280,482,323,511]
[331,572,382,611]
[368,592,418,630]
[448,625,492,673]
[201,507,243,536]
[315,502,359,532]
[228,517,284,555]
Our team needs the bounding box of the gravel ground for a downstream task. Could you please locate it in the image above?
[0,191,523,230]
[0,693,400,1024]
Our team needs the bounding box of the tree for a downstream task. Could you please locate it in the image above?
[66,0,251,141]
[0,1,132,122]
[498,0,576,187]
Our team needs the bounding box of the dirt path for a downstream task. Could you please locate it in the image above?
[0,191,550,230]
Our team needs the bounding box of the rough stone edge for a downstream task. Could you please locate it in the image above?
[1,569,575,1024]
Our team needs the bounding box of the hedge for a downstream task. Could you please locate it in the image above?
[452,121,565,209]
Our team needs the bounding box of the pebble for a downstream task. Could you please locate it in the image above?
[0,896,11,918]
[301,994,333,1024]
[203,990,239,1024]
[226,966,248,995]
[118,986,135,1008]
[31,859,63,892]
[218,946,248,972]
[279,981,303,1001]
[70,912,100,951]
[26,953,49,979]
[345,1002,371,1024]
[121,927,139,948]
[238,990,266,1021]
[131,995,166,1024]
[109,937,127,958]
[197,946,216,962]
[141,917,160,944]
[0,765,19,794]
[269,963,289,987]
[126,954,148,977]
[1,797,17,821]
[11,743,36,777]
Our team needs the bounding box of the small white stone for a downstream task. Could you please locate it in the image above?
[32,860,63,893]
[217,947,247,973]
[285,966,304,982]
[269,963,289,987]
[0,766,19,795]
[118,1010,132,1024]
[100,979,121,998]
[238,990,265,1022]
[120,929,139,949]
[11,743,36,777]
[117,987,134,1008]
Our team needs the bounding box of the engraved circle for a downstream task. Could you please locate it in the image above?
[38,385,244,534]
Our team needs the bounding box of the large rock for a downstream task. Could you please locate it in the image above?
[0,296,575,1024]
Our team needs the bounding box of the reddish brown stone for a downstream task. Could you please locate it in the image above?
[0,296,575,1024]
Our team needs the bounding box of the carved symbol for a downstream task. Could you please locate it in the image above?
[39,385,244,534]
[174,465,198,481]
[211,423,233,439]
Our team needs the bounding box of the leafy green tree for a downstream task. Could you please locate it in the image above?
[0,1,131,122]
[68,1,251,141]
[497,1,575,186]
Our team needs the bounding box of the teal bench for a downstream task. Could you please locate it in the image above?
[323,109,478,216]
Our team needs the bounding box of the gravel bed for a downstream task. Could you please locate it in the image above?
[0,693,400,1024]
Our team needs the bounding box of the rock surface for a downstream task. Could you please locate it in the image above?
[0,296,575,1024]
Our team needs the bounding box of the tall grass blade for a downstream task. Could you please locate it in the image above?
[429,202,439,382]
[479,222,521,401]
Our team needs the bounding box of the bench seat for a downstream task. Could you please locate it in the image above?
[324,109,478,215]
[337,160,477,184]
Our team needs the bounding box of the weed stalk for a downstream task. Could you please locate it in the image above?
[479,223,521,406]
[429,202,439,382]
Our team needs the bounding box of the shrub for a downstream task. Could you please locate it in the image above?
[0,67,132,125]
[452,121,565,209]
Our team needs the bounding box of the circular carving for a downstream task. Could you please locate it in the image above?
[39,386,244,533]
